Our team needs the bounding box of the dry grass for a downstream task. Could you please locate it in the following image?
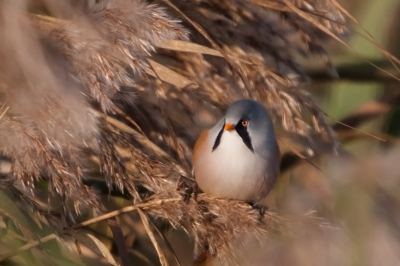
[0,0,399,265]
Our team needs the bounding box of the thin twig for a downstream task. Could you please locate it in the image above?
[277,138,306,159]
[0,106,10,121]
[72,198,181,230]
[0,234,57,262]
[332,0,400,72]
[277,138,328,178]
[281,0,400,82]
[329,116,386,142]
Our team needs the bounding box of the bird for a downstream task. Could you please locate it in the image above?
[192,99,280,204]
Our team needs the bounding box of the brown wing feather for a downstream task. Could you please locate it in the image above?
[192,130,209,167]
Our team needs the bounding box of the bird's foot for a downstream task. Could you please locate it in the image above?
[183,184,197,203]
[178,175,198,203]
[247,202,268,222]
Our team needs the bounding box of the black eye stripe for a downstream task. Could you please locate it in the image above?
[211,120,254,153]
[211,123,224,152]
[235,119,254,153]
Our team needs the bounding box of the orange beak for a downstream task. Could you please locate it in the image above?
[224,123,235,131]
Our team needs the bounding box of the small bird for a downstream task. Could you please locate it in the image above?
[192,99,280,204]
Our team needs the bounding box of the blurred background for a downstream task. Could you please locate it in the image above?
[314,0,400,153]
[0,0,400,266]
[250,0,400,265]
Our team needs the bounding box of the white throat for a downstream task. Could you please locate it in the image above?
[194,130,266,201]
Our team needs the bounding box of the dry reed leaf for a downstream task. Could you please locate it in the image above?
[72,231,118,266]
[138,208,170,266]
[0,191,40,241]
[0,234,57,262]
[147,59,195,89]
[144,217,183,266]
[108,219,131,266]
[244,0,292,12]
[158,40,222,57]
[158,40,255,65]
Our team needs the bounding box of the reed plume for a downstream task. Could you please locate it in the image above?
[2,0,395,265]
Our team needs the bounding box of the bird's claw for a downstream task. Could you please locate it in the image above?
[248,202,268,222]
[178,175,198,203]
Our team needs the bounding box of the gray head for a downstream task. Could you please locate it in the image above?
[212,99,277,155]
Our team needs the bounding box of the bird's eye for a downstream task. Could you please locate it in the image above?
[241,120,248,127]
